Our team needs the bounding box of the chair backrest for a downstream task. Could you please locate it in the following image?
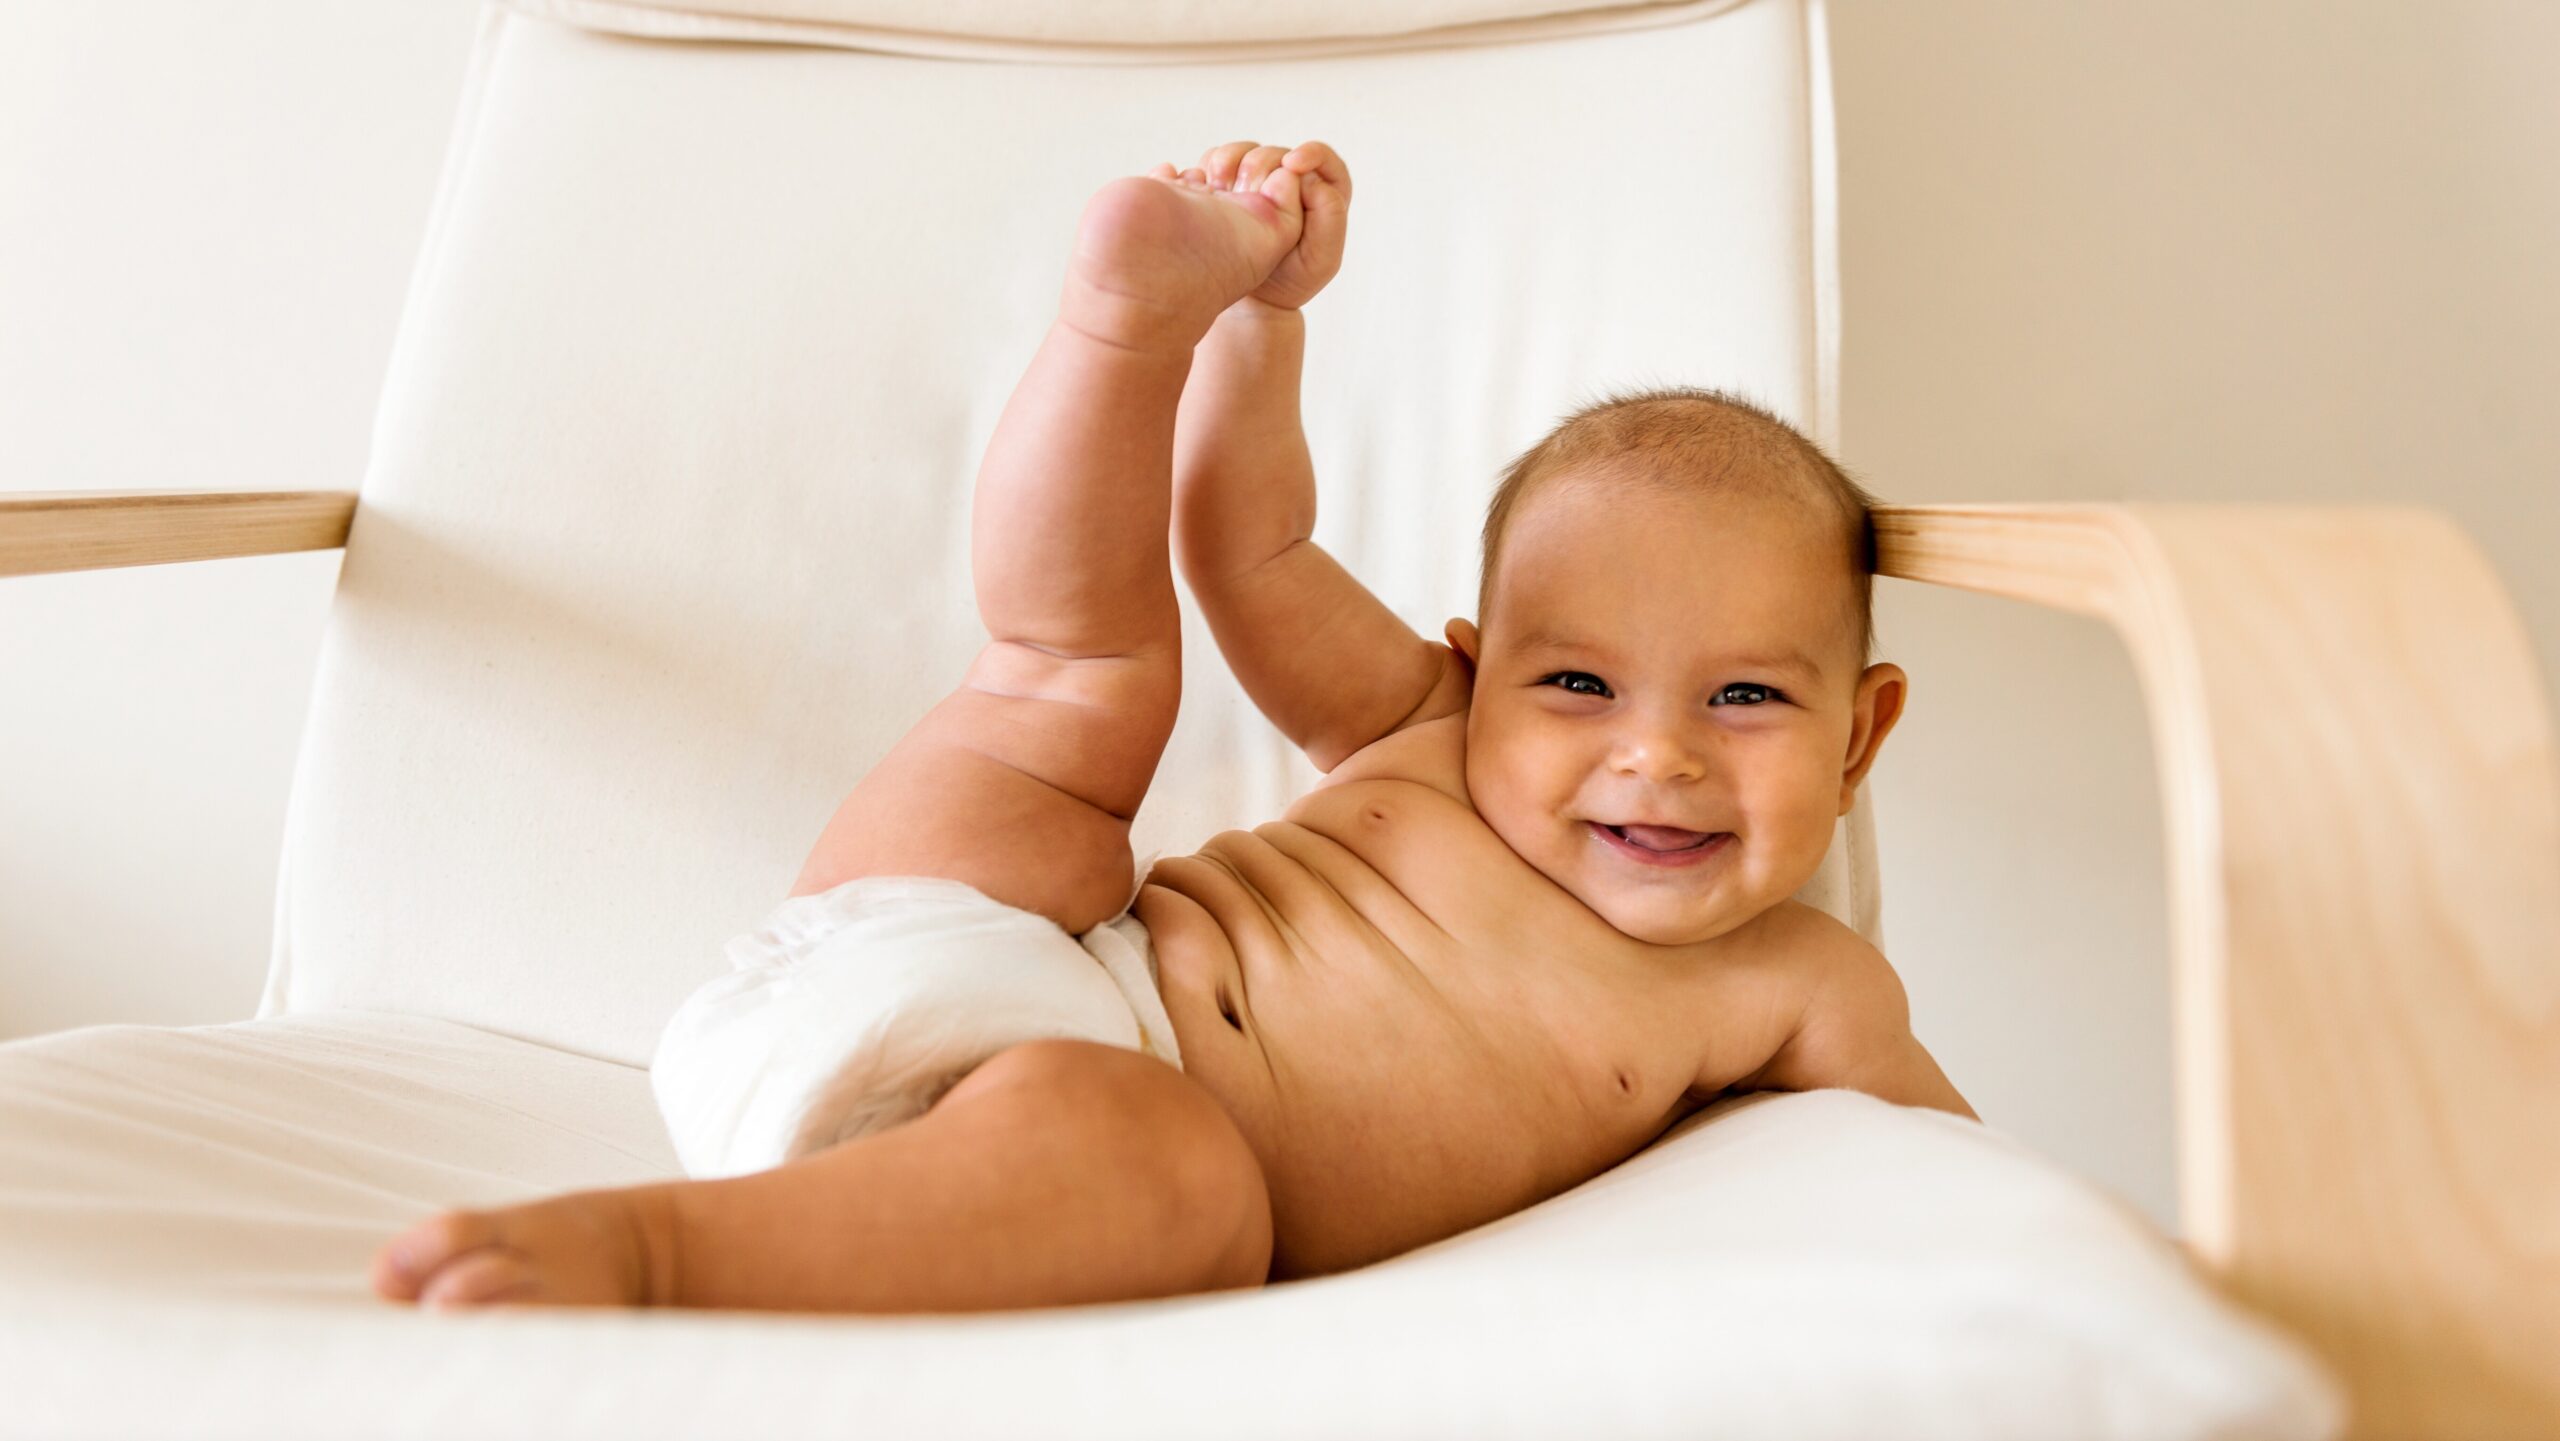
[259,0,1876,1067]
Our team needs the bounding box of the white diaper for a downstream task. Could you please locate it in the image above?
[650,869,1181,1179]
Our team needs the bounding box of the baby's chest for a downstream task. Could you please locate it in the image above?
[1282,749,1535,938]
[1265,795,1714,1115]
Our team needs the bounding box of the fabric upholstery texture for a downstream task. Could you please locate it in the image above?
[0,1012,2338,1439]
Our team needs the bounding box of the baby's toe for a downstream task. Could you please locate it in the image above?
[373,1208,504,1303]
[418,1248,541,1310]
[1234,144,1289,193]
[1201,139,1258,189]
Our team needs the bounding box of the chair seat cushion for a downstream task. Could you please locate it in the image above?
[0,1013,2338,1439]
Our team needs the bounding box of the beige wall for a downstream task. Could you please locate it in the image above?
[2,1,2550,1232]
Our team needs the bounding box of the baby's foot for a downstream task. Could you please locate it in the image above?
[371,1183,674,1310]
[1062,158,1306,353]
[1193,140,1352,313]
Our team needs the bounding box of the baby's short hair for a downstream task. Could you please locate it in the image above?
[1477,385,1880,663]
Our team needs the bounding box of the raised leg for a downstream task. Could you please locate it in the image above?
[373,163,1315,1318]
[790,170,1307,937]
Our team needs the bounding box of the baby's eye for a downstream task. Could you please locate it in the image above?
[1540,671,1612,698]
[1711,682,1784,707]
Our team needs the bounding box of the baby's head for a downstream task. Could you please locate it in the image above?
[1443,386,1907,947]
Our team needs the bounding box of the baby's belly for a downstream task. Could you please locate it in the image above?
[1132,828,1699,1280]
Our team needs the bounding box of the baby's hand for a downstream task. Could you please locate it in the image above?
[1180,141,1350,312]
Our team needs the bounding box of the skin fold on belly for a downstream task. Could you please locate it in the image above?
[1129,833,1703,1280]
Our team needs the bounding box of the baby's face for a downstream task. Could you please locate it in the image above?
[1451,476,1905,947]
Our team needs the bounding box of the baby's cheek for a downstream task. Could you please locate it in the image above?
[1746,772,1843,881]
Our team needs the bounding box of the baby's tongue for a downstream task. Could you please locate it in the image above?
[1620,825,1708,851]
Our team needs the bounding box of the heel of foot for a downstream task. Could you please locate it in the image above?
[1057,273,1214,357]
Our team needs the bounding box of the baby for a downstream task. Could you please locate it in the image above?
[372,140,1973,1313]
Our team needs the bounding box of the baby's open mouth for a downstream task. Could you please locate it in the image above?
[1607,829,1710,849]
[1599,823,1718,853]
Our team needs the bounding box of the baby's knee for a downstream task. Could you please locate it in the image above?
[966,641,1179,734]
[952,1040,1272,1290]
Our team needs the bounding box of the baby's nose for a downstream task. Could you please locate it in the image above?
[1608,725,1709,783]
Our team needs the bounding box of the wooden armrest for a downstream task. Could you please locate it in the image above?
[0,490,358,578]
[1876,502,2559,1439]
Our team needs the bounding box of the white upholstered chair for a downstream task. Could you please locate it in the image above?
[4,1,2550,1436]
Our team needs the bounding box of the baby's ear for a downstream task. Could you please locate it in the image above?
[1443,618,1482,670]
[1837,662,1909,814]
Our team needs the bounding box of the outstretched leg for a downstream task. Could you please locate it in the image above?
[374,1040,1273,1311]
[790,166,1308,936]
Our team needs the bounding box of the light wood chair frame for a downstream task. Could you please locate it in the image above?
[8,488,2555,1439]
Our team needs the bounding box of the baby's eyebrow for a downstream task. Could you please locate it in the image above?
[1508,628,1591,655]
[1512,630,1825,681]
[1726,648,1825,680]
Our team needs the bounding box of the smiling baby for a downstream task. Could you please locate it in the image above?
[372,140,1973,1313]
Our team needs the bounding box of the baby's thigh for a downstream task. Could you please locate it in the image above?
[934,1039,1273,1293]
[790,650,1176,935]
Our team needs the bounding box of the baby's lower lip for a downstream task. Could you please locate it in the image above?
[1587,822,1732,868]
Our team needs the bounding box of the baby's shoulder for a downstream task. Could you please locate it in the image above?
[1683,901,1903,1094]
[1310,707,1472,808]
[1728,899,1889,989]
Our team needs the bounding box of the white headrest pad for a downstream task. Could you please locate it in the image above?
[508,0,1751,61]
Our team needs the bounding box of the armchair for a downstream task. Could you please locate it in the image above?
[5,0,2548,1435]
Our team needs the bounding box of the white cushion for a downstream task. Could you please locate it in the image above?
[504,0,1756,60]
[265,0,1877,1069]
[0,1014,2339,1438]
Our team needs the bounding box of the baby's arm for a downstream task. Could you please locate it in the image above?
[1174,297,1468,771]
[1741,926,1978,1121]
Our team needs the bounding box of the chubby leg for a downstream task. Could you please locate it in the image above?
[373,1039,1274,1311]
[786,315,1191,937]
[374,166,1310,1314]
[790,168,1307,936]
